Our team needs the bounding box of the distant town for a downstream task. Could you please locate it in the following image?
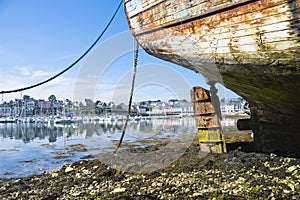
[0,94,248,118]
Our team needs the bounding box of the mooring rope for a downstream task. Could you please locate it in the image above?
[115,39,139,150]
[0,0,123,94]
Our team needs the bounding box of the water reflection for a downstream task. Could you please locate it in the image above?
[0,117,196,178]
[0,117,242,178]
[0,118,196,143]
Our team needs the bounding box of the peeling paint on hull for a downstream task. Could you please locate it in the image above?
[125,0,300,154]
[125,0,300,78]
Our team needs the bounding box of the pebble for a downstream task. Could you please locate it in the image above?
[65,166,74,173]
[71,191,81,196]
[51,172,59,177]
[288,183,295,191]
[192,192,202,197]
[184,188,190,193]
[112,187,126,193]
[0,146,299,200]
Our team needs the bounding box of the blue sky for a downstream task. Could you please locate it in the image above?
[0,0,238,103]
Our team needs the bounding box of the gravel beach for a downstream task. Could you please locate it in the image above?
[1,139,299,200]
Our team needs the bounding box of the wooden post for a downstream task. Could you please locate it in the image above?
[190,86,226,153]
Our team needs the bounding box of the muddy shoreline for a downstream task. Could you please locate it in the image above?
[1,139,299,200]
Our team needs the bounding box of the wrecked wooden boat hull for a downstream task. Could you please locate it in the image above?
[124,0,300,154]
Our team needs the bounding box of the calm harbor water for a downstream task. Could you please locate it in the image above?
[0,117,240,179]
[0,117,199,179]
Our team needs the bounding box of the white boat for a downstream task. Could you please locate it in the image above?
[72,116,83,124]
[98,116,115,124]
[54,116,73,124]
[0,116,17,123]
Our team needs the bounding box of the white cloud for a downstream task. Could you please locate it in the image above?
[13,66,56,79]
[0,66,75,102]
[14,66,32,76]
[47,76,72,86]
[31,70,53,78]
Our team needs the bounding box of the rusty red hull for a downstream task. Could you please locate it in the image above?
[125,0,300,154]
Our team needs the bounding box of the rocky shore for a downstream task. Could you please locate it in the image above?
[0,141,300,200]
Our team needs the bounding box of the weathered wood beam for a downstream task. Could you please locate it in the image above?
[190,86,226,153]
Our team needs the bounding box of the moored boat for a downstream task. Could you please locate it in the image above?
[54,116,74,124]
[0,116,17,123]
[98,116,115,124]
[124,0,300,154]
